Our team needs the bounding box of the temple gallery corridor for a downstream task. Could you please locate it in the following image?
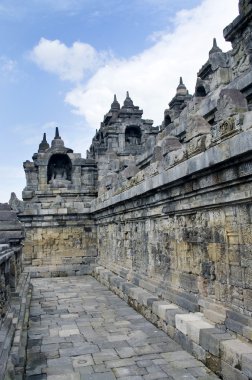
[25,276,218,380]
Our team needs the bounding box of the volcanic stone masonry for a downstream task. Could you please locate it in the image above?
[1,0,252,379]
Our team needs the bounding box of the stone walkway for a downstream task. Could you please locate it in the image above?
[25,276,219,380]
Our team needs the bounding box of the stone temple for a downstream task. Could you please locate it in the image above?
[1,1,252,379]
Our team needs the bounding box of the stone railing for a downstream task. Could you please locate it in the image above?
[0,203,31,379]
[0,204,24,324]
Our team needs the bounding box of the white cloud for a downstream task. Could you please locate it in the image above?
[30,0,238,129]
[30,38,111,82]
[0,56,17,79]
[64,0,238,127]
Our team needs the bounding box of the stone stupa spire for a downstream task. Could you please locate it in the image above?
[38,132,49,152]
[110,94,120,111]
[176,77,188,96]
[123,91,134,108]
[209,38,222,55]
[51,127,64,148]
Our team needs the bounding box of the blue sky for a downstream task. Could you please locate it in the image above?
[0,0,238,202]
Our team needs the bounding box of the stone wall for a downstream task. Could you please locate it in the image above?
[22,221,97,277]
[93,127,252,320]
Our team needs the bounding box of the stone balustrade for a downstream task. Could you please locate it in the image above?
[0,204,30,379]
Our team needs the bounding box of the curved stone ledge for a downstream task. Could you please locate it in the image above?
[92,130,252,212]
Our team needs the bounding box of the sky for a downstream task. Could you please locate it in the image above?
[0,0,239,202]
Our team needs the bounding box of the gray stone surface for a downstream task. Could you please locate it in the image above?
[24,276,218,379]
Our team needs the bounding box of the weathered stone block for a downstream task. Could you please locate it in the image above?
[220,339,252,367]
[204,308,226,324]
[175,313,203,335]
[187,319,215,344]
[244,289,252,312]
[165,308,186,327]
[241,353,252,378]
[221,361,248,380]
[200,328,233,356]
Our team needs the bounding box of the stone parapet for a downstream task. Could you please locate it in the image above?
[92,129,252,211]
[0,203,26,379]
[2,272,31,379]
[0,204,24,323]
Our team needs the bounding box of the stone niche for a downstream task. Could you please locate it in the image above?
[47,153,72,186]
[18,128,98,276]
[22,128,97,198]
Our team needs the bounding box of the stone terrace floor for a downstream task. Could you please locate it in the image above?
[24,276,219,380]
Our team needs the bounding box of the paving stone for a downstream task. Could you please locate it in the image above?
[45,366,74,375]
[59,344,99,356]
[118,377,143,380]
[59,328,80,337]
[136,359,153,368]
[76,365,94,375]
[188,366,214,377]
[143,373,170,380]
[92,349,119,364]
[112,364,148,377]
[105,357,136,368]
[161,350,193,362]
[80,373,116,380]
[160,364,197,379]
[93,363,111,372]
[40,343,59,352]
[72,354,94,367]
[47,374,80,380]
[116,347,136,358]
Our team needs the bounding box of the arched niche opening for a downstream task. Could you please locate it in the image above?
[47,154,72,183]
[125,126,141,146]
[164,114,172,127]
[195,85,207,97]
